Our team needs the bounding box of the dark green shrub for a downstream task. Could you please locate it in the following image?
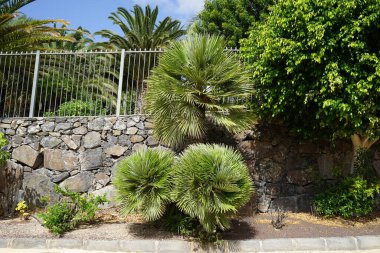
[44,99,107,117]
[313,176,379,219]
[114,148,175,221]
[353,148,377,181]
[0,132,10,166]
[172,144,254,233]
[38,186,108,235]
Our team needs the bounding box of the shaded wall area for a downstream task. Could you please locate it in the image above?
[235,124,380,212]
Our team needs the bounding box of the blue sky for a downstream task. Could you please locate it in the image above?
[21,0,204,39]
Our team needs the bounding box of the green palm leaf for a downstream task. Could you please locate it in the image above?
[145,34,255,147]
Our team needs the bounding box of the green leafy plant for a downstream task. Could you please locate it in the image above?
[38,186,108,235]
[191,0,273,47]
[241,0,380,162]
[172,144,253,233]
[43,99,107,117]
[145,34,254,147]
[353,148,377,181]
[313,176,379,219]
[114,145,253,242]
[114,148,175,221]
[0,132,10,166]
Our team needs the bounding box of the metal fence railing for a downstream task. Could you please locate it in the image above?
[0,49,163,118]
[0,48,246,118]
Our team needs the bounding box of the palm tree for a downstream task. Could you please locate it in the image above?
[96,5,186,114]
[0,0,75,117]
[144,34,255,147]
[0,0,74,52]
[96,5,185,50]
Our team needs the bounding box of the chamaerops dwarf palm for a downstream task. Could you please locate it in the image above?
[114,148,175,221]
[172,144,253,233]
[145,34,254,147]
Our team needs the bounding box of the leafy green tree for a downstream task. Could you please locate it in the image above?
[172,144,253,233]
[145,34,254,147]
[191,0,273,47]
[241,0,380,169]
[96,5,185,49]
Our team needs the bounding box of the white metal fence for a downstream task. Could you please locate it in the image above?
[0,48,245,118]
[0,49,163,118]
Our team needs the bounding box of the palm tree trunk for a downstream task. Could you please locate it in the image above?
[350,133,379,174]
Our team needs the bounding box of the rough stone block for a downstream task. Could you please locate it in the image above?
[88,118,105,131]
[44,149,78,171]
[55,123,71,131]
[126,127,139,135]
[60,172,94,193]
[12,145,42,168]
[130,135,144,143]
[40,136,62,148]
[80,148,103,170]
[73,126,88,135]
[104,145,126,157]
[83,131,101,148]
[92,185,117,208]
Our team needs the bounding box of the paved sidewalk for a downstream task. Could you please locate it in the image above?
[0,236,379,252]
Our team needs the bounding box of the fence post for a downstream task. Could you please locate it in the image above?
[116,49,126,116]
[29,50,40,118]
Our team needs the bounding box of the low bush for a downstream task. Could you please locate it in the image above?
[114,144,253,241]
[313,176,379,219]
[38,186,108,236]
[172,144,253,234]
[114,148,175,221]
[43,99,107,117]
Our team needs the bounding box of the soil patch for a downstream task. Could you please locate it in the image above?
[0,208,379,240]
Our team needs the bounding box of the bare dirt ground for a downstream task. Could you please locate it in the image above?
[0,208,379,240]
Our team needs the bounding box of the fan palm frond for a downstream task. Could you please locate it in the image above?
[145,34,255,147]
[172,144,253,233]
[114,148,175,221]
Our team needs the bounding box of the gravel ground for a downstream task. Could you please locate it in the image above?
[0,209,379,240]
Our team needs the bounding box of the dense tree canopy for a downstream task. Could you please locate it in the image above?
[192,0,272,47]
[241,0,380,150]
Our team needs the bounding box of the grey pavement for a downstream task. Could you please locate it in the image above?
[0,235,379,253]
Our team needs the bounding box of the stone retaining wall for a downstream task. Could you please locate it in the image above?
[0,117,379,216]
[236,124,380,212]
[0,116,161,214]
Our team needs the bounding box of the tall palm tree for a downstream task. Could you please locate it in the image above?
[95,5,186,114]
[96,5,185,50]
[145,34,255,147]
[0,0,74,52]
[0,0,75,117]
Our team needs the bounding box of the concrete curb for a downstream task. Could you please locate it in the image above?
[0,235,379,252]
